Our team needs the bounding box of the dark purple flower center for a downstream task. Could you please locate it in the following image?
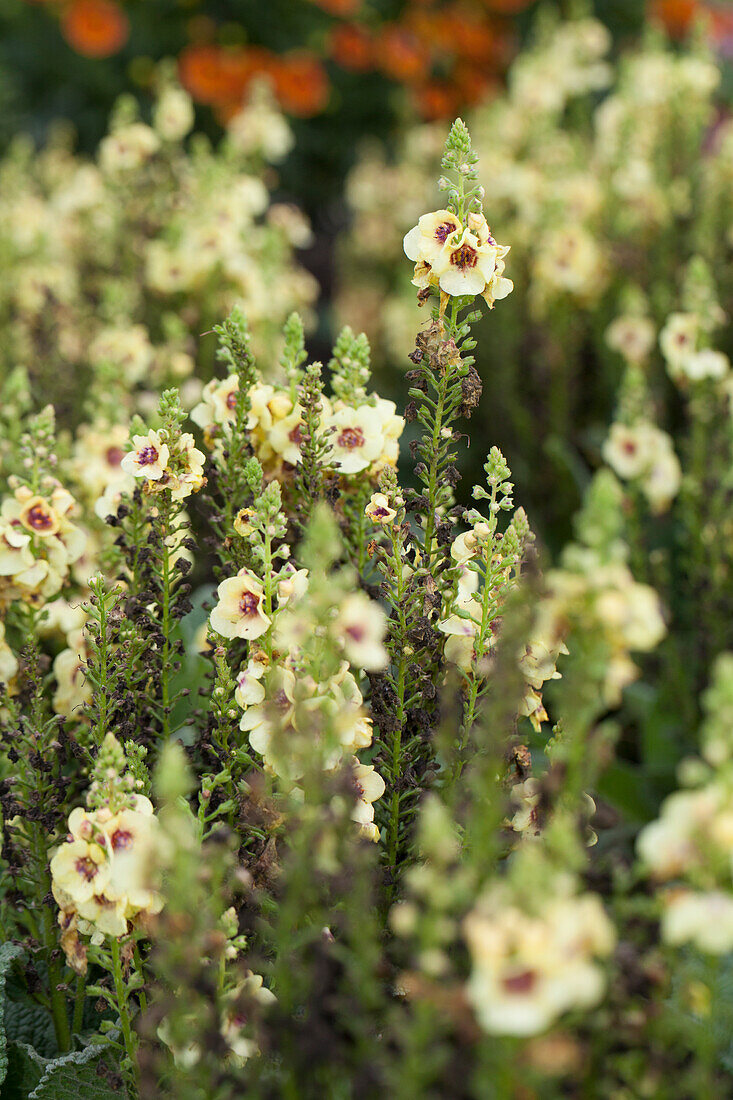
[239,592,260,617]
[502,969,537,995]
[450,244,478,271]
[110,828,134,851]
[338,427,365,450]
[26,504,54,531]
[137,445,159,466]
[75,857,99,882]
[434,220,457,243]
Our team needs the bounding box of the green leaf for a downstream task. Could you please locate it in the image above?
[4,1001,57,1059]
[596,760,654,825]
[4,1041,123,1100]
[0,942,25,1087]
[3,1041,44,1097]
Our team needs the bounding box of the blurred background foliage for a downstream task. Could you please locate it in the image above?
[0,0,731,545]
[0,2,728,254]
[0,1,660,199]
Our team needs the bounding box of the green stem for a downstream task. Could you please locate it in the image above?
[454,487,499,781]
[72,971,87,1036]
[133,943,147,1016]
[422,376,448,572]
[386,528,409,882]
[32,823,71,1051]
[262,530,274,661]
[95,590,109,746]
[44,905,72,1052]
[161,502,172,741]
[111,937,138,1091]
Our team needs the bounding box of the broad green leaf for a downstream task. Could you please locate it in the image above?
[0,942,25,1088]
[4,1001,57,1060]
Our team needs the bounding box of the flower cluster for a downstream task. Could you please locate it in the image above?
[209,479,388,838]
[0,79,316,426]
[541,553,666,707]
[50,734,162,972]
[660,310,730,386]
[637,654,733,954]
[0,481,86,610]
[602,420,681,514]
[464,875,614,1036]
[122,427,205,501]
[192,374,403,481]
[403,207,513,306]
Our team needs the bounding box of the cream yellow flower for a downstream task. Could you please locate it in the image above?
[0,521,34,576]
[53,631,91,719]
[605,315,656,363]
[50,839,110,907]
[464,887,614,1036]
[99,123,160,174]
[328,405,386,475]
[153,86,194,142]
[430,226,504,299]
[277,565,309,606]
[365,493,397,525]
[267,404,306,466]
[220,973,277,1066]
[210,569,271,640]
[681,348,730,383]
[662,890,733,954]
[169,432,206,500]
[240,666,298,775]
[659,312,699,372]
[0,621,18,688]
[121,431,170,481]
[17,495,61,538]
[235,655,268,709]
[348,757,386,842]
[403,209,462,268]
[333,592,388,671]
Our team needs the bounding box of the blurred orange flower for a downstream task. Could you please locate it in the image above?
[308,0,362,14]
[328,23,374,72]
[413,79,460,120]
[179,44,237,105]
[271,52,330,116]
[377,25,430,83]
[649,0,700,37]
[709,6,733,48]
[61,0,129,58]
[480,0,535,11]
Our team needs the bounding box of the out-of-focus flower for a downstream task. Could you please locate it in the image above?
[61,0,129,59]
[333,592,389,670]
[464,883,614,1036]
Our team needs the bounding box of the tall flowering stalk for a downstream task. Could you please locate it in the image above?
[369,118,519,880]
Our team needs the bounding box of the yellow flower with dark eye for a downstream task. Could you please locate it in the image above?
[18,495,60,537]
[50,839,110,907]
[403,209,462,268]
[365,493,397,525]
[328,405,385,475]
[334,592,388,671]
[121,430,170,481]
[210,568,271,640]
[234,508,256,537]
[403,208,513,304]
